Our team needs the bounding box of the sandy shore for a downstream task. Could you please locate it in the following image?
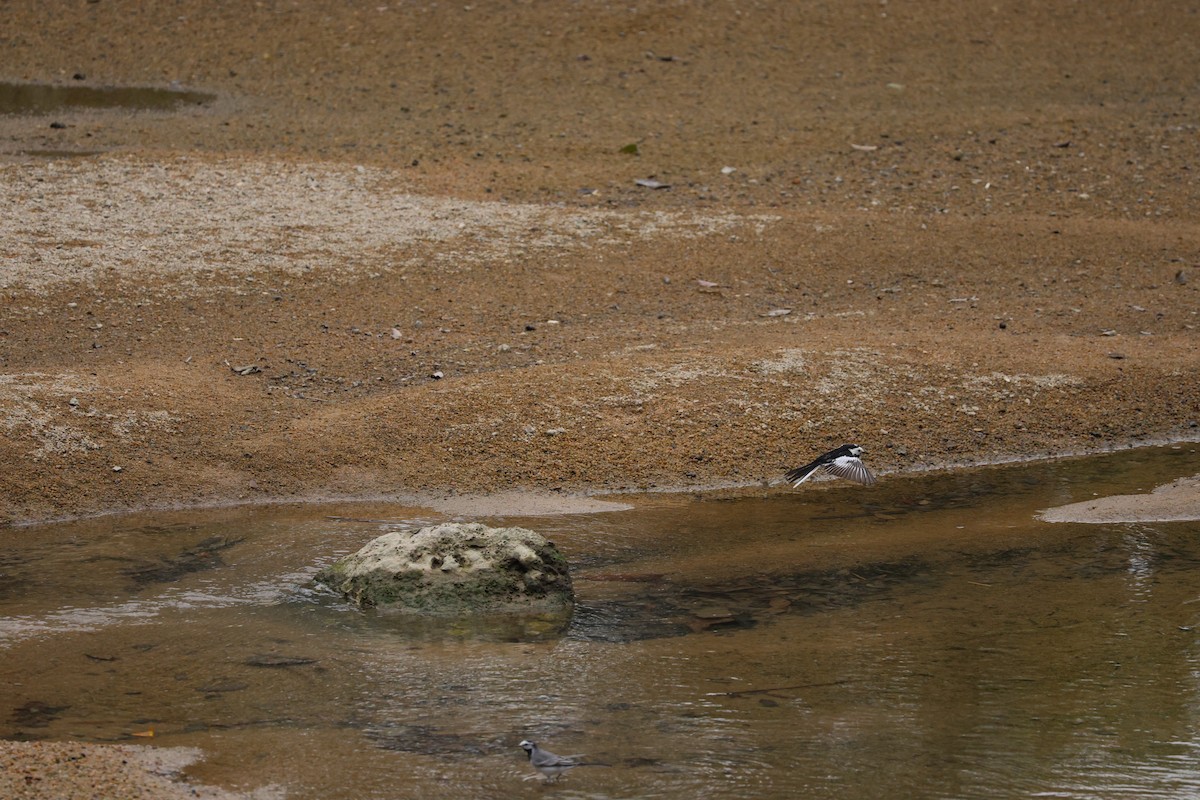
[2,0,1199,528]
[0,740,281,800]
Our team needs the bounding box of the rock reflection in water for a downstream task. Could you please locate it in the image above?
[325,606,573,644]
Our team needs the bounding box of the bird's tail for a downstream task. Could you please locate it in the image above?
[784,460,821,486]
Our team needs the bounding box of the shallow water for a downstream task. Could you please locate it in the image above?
[0,81,214,116]
[2,444,1200,799]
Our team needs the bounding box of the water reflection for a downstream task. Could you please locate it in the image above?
[0,445,1198,798]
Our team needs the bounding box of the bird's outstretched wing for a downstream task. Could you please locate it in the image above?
[823,456,876,485]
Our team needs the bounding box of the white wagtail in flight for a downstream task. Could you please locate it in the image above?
[785,443,876,487]
[519,740,590,782]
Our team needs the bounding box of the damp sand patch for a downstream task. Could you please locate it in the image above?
[1039,474,1200,523]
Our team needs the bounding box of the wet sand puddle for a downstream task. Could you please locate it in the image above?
[0,80,215,159]
[0,81,214,116]
[2,444,1199,799]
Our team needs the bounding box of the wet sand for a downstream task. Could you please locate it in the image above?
[1040,473,1200,523]
[1,0,1199,795]
[0,740,280,799]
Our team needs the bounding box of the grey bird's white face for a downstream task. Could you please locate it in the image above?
[518,739,585,782]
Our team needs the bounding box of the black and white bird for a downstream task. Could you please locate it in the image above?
[785,443,876,487]
[519,740,586,782]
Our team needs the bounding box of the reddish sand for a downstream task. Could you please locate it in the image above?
[1,1,1199,795]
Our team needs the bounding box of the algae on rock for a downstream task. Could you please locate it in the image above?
[315,522,574,616]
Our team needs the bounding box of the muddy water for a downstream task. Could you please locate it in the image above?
[2,444,1200,799]
[0,81,214,115]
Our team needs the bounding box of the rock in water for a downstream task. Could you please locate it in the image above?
[315,522,573,615]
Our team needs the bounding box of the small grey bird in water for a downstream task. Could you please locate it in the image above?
[785,443,876,487]
[519,740,587,782]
